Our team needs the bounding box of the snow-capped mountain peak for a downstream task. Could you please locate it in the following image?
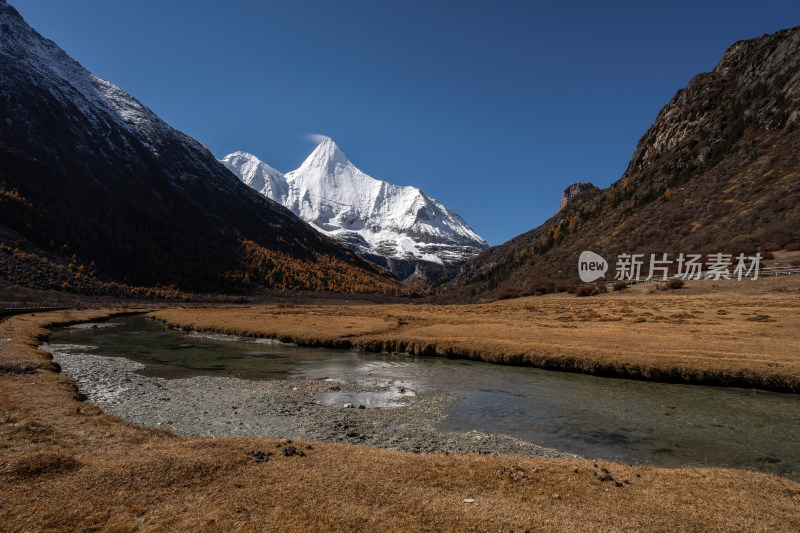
[221,151,287,199]
[223,140,488,283]
[288,138,374,192]
[300,138,350,171]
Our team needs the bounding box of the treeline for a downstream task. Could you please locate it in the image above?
[229,239,408,295]
[0,146,408,297]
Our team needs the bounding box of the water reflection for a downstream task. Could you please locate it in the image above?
[45,315,800,480]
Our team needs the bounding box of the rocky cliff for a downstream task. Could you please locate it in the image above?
[446,25,800,300]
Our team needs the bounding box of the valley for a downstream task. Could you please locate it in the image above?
[2,282,800,531]
[2,0,800,530]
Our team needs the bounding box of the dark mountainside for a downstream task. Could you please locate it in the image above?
[0,1,407,297]
[445,25,800,301]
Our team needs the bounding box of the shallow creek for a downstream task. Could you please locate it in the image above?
[42,315,800,480]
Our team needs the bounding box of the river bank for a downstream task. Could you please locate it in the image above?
[42,314,800,477]
[45,336,572,458]
[149,279,800,392]
[2,309,800,532]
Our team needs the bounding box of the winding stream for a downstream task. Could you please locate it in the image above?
[44,315,800,480]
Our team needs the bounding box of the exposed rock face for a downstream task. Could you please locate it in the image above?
[445,25,800,301]
[629,27,800,177]
[558,182,600,212]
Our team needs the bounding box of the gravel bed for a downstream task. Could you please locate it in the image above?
[42,341,577,458]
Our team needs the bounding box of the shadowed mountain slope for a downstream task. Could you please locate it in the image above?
[0,1,407,296]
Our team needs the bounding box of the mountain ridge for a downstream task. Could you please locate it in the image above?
[0,1,408,296]
[446,25,800,300]
[223,138,488,284]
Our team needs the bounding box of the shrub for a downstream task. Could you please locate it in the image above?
[575,285,597,297]
[555,283,576,294]
[613,281,628,291]
[735,243,759,255]
[496,290,518,300]
[786,242,800,251]
[666,279,684,290]
[529,278,555,294]
[594,283,608,294]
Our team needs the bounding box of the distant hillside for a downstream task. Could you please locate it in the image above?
[0,1,408,297]
[446,25,800,301]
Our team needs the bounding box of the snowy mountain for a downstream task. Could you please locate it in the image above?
[222,139,488,282]
[0,0,406,295]
[221,151,288,200]
[0,0,224,184]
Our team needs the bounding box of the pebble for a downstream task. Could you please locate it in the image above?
[283,446,298,457]
[49,346,581,460]
[463,499,475,504]
[247,450,270,463]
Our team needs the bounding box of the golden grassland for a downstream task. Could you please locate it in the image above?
[151,275,800,392]
[0,281,799,530]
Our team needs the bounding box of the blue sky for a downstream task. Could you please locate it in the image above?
[13,1,800,245]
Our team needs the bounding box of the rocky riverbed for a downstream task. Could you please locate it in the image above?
[42,334,576,458]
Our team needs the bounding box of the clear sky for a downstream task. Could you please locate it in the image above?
[12,1,800,245]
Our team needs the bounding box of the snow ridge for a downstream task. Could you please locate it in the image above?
[221,152,288,199]
[222,139,487,279]
[0,1,223,181]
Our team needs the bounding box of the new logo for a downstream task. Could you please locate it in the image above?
[578,251,608,283]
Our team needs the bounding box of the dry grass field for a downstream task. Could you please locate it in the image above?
[151,275,800,392]
[2,278,799,531]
